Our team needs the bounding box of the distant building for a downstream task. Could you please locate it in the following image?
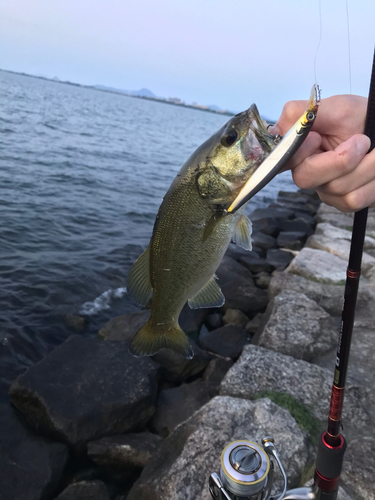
[167,97,183,104]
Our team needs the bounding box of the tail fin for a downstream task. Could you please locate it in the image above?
[129,320,194,359]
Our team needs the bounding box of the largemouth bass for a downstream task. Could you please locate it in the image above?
[127,105,278,358]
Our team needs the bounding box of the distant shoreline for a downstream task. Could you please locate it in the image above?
[0,68,235,117]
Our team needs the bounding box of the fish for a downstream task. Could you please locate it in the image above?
[127,104,278,359]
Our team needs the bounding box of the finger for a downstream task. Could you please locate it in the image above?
[317,177,375,212]
[287,132,322,169]
[269,100,307,136]
[292,134,370,189]
[318,146,375,197]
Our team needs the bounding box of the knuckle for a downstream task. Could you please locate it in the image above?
[342,191,363,212]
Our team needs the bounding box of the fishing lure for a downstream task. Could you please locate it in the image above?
[227,84,320,213]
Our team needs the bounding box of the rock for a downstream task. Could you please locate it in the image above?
[87,432,162,479]
[254,290,338,361]
[10,336,159,448]
[279,217,314,237]
[98,310,151,340]
[149,380,217,437]
[341,437,375,500]
[202,357,233,387]
[286,247,347,284]
[225,243,252,261]
[63,314,88,332]
[216,257,268,315]
[306,222,375,278]
[199,324,251,358]
[316,203,354,229]
[250,207,295,221]
[127,396,313,500]
[216,255,254,283]
[0,403,69,500]
[222,308,249,328]
[245,313,263,334]
[251,231,277,250]
[239,255,273,274]
[268,271,345,316]
[220,345,373,435]
[251,217,280,237]
[54,480,110,500]
[152,340,212,383]
[266,249,294,269]
[179,304,211,340]
[253,271,271,289]
[277,231,306,250]
[204,313,223,330]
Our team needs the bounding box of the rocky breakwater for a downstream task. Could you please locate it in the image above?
[2,189,374,500]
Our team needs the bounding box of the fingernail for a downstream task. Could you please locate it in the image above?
[355,135,371,156]
[268,124,280,136]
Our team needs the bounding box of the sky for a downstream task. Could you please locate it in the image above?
[1,0,374,119]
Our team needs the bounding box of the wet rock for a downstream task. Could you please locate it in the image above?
[279,217,314,237]
[205,313,223,330]
[239,255,273,274]
[341,437,375,500]
[202,357,233,387]
[222,308,249,328]
[225,243,252,261]
[220,345,373,434]
[245,313,263,334]
[266,248,294,269]
[54,480,110,500]
[316,203,354,229]
[98,310,151,340]
[63,314,88,332]
[179,304,211,340]
[199,324,251,358]
[217,257,268,315]
[10,336,159,448]
[149,380,217,437]
[277,231,306,250]
[127,396,313,500]
[216,255,254,283]
[286,247,347,284]
[251,231,277,250]
[250,207,295,221]
[0,403,69,500]
[152,339,212,383]
[253,271,271,289]
[251,217,280,237]
[254,290,338,361]
[87,432,162,479]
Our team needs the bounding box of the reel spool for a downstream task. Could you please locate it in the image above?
[209,437,288,500]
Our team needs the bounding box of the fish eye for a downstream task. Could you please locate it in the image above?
[306,112,315,121]
[221,129,238,147]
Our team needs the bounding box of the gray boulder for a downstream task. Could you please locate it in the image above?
[87,432,162,481]
[277,231,306,250]
[10,336,159,448]
[255,290,338,361]
[98,310,151,340]
[315,203,354,229]
[222,308,249,328]
[286,247,347,284]
[341,437,375,500]
[239,255,273,274]
[220,345,372,433]
[202,357,234,387]
[0,403,69,500]
[149,379,218,437]
[54,480,110,500]
[266,249,294,269]
[127,396,313,500]
[199,324,251,358]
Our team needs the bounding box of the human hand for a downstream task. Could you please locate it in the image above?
[269,95,374,212]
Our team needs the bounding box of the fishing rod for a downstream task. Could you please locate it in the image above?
[208,47,375,500]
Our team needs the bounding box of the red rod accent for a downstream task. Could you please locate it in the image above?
[347,268,361,279]
[322,432,345,450]
[314,469,340,492]
[328,386,345,422]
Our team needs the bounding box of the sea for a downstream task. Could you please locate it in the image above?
[0,70,298,399]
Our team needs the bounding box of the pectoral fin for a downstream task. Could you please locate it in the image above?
[126,246,153,306]
[188,276,225,309]
[232,214,252,250]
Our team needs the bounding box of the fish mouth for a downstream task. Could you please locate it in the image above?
[241,104,278,163]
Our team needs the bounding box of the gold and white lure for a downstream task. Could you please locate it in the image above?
[227,84,321,213]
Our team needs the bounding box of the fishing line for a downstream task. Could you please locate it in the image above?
[345,0,352,93]
[314,0,323,87]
